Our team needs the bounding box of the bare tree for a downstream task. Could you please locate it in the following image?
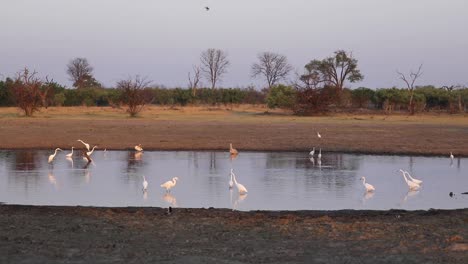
[117,76,153,117]
[251,52,292,89]
[200,49,230,89]
[11,68,43,116]
[66,58,100,89]
[188,65,202,97]
[397,64,423,115]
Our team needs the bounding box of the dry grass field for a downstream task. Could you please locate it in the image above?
[0,105,467,156]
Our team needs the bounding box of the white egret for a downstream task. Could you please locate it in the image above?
[229,143,238,155]
[450,152,454,160]
[48,148,62,163]
[229,169,234,189]
[402,170,422,185]
[86,146,98,156]
[360,177,375,192]
[309,147,315,157]
[66,147,74,158]
[318,148,322,159]
[317,131,322,138]
[135,144,143,152]
[161,177,179,192]
[399,170,420,191]
[142,175,148,191]
[77,139,90,151]
[232,171,248,194]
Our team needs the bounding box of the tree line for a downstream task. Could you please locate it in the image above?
[0,49,466,116]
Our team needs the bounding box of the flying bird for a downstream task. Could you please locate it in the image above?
[317,132,322,139]
[205,6,210,11]
[77,139,91,151]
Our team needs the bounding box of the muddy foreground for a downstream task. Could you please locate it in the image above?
[1,205,467,263]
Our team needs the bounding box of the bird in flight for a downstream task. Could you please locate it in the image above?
[205,6,210,11]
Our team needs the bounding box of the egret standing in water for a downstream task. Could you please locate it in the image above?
[399,170,420,191]
[86,146,98,156]
[400,170,422,185]
[309,147,315,157]
[318,148,322,159]
[360,177,375,192]
[48,148,62,163]
[135,144,143,152]
[66,147,74,158]
[77,139,90,151]
[142,175,148,192]
[161,177,179,192]
[232,170,248,194]
[450,152,454,160]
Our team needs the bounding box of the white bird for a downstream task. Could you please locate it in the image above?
[450,152,454,160]
[66,147,74,158]
[317,131,322,139]
[135,144,143,152]
[229,143,238,155]
[232,171,248,194]
[86,146,98,156]
[142,175,148,191]
[360,177,375,192]
[161,177,179,192]
[309,147,315,157]
[402,170,422,185]
[229,169,234,189]
[48,148,62,163]
[77,139,90,151]
[399,170,420,191]
[318,148,322,159]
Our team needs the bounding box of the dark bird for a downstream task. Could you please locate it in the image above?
[449,192,454,197]
[205,6,210,11]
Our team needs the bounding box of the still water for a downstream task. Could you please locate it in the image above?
[0,150,466,211]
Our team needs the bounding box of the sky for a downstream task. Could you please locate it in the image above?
[1,0,467,89]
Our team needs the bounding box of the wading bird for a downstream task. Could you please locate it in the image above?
[48,148,62,163]
[77,139,90,151]
[66,147,74,158]
[142,175,148,192]
[360,177,375,192]
[229,143,238,155]
[309,147,315,157]
[318,148,322,159]
[401,170,422,185]
[399,170,420,191]
[86,146,98,156]
[450,152,454,160]
[232,171,248,195]
[135,144,143,152]
[161,177,179,192]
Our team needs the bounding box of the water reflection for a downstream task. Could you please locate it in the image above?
[0,150,466,210]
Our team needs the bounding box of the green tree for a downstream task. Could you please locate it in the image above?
[266,84,296,109]
[351,87,375,108]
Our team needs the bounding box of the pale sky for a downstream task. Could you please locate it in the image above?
[1,0,467,89]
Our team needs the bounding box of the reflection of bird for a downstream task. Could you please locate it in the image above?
[205,6,210,11]
[309,157,315,165]
[233,193,247,210]
[401,170,422,185]
[309,147,315,157]
[402,190,419,204]
[134,151,143,160]
[360,177,375,192]
[229,169,234,189]
[77,139,90,151]
[48,172,57,187]
[161,177,179,192]
[317,132,322,138]
[163,193,178,207]
[363,191,374,200]
[86,146,98,156]
[399,170,420,191]
[48,148,62,163]
[135,144,143,152]
[318,148,322,159]
[66,147,74,158]
[142,175,148,191]
[229,143,238,155]
[232,171,247,194]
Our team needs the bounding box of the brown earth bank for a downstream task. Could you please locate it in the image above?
[0,106,467,156]
[1,205,467,263]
